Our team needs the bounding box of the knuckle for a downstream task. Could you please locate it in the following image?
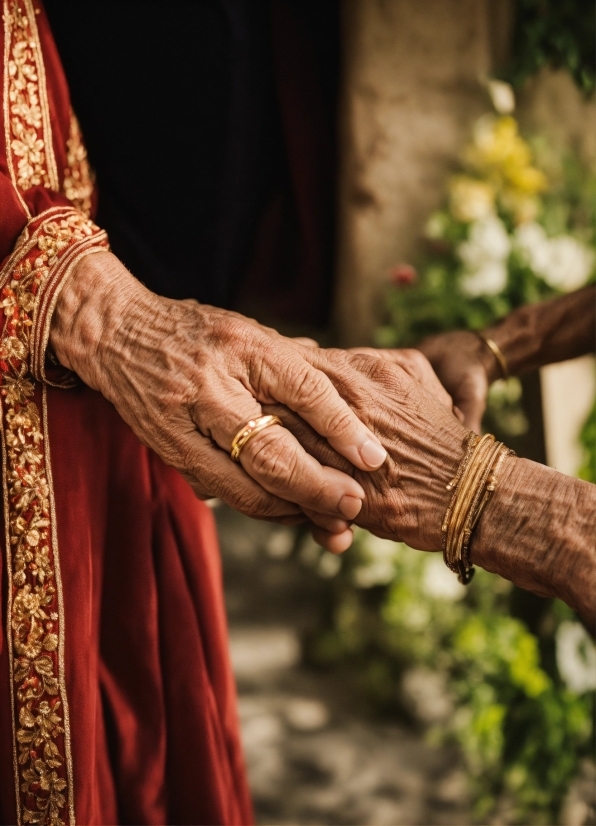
[214,315,258,356]
[404,348,427,368]
[290,364,329,404]
[322,405,354,439]
[245,430,297,488]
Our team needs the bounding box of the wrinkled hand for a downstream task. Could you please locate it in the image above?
[264,349,470,551]
[50,252,388,540]
[349,346,454,412]
[416,331,498,433]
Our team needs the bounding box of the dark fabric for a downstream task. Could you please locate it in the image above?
[44,0,340,326]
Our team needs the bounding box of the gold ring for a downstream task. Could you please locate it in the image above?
[230,415,283,462]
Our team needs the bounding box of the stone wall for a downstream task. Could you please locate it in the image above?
[334,0,595,345]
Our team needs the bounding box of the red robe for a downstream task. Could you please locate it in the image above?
[0,2,252,823]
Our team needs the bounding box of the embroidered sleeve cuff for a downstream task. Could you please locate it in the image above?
[0,207,109,388]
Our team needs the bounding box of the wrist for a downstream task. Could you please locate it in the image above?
[50,251,152,390]
[471,456,596,623]
[483,304,541,379]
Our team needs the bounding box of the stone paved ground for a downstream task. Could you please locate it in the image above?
[215,506,472,826]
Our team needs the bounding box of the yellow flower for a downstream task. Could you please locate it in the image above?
[449,176,495,223]
[500,191,540,225]
[505,165,547,195]
[462,115,546,201]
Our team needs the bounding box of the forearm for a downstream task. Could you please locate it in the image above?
[471,456,596,626]
[484,285,595,379]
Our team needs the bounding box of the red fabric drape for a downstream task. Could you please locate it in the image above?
[0,2,252,823]
[1,388,252,825]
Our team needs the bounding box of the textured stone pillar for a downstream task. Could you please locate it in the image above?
[335,0,499,345]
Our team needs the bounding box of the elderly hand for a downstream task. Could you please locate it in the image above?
[416,287,596,434]
[50,252,388,542]
[264,349,469,550]
[268,350,596,625]
[416,330,496,433]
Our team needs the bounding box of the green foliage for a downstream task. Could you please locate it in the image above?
[578,398,596,483]
[307,111,596,824]
[303,535,595,824]
[507,0,595,95]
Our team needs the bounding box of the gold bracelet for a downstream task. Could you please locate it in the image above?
[476,332,509,380]
[442,434,515,583]
[445,436,497,574]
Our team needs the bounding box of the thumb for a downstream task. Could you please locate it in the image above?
[455,395,485,434]
[453,368,488,434]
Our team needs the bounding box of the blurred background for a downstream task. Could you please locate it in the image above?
[213,1,596,824]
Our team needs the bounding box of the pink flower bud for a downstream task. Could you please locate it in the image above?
[389,263,417,286]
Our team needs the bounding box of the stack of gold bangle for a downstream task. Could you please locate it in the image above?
[442,433,515,584]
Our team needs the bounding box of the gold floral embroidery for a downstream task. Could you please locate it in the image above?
[63,112,93,217]
[4,0,58,194]
[1,211,105,826]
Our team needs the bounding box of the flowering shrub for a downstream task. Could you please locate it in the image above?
[306,85,596,824]
[303,530,595,824]
[376,98,595,350]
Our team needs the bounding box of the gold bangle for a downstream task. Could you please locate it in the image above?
[446,436,497,570]
[442,433,515,584]
[476,332,509,380]
[230,415,283,462]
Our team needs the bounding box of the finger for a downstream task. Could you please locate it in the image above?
[191,386,367,519]
[167,423,302,521]
[452,369,488,434]
[310,525,354,554]
[262,403,350,473]
[302,510,352,533]
[456,397,485,434]
[261,408,362,532]
[258,342,387,470]
[239,424,367,519]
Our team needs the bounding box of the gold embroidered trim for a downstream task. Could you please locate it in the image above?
[1,209,106,826]
[62,112,93,217]
[2,0,29,215]
[4,0,59,195]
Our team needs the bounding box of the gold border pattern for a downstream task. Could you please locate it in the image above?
[1,209,107,826]
[4,0,59,195]
[62,112,93,218]
[2,2,108,823]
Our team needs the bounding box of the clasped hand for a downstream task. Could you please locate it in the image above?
[51,251,466,552]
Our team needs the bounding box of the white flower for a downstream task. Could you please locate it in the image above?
[539,236,595,292]
[458,216,511,296]
[556,621,596,694]
[461,260,508,297]
[459,216,511,270]
[513,222,551,273]
[487,79,516,114]
[421,556,466,601]
[514,224,595,292]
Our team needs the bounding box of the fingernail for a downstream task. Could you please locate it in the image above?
[359,439,387,469]
[338,494,362,520]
